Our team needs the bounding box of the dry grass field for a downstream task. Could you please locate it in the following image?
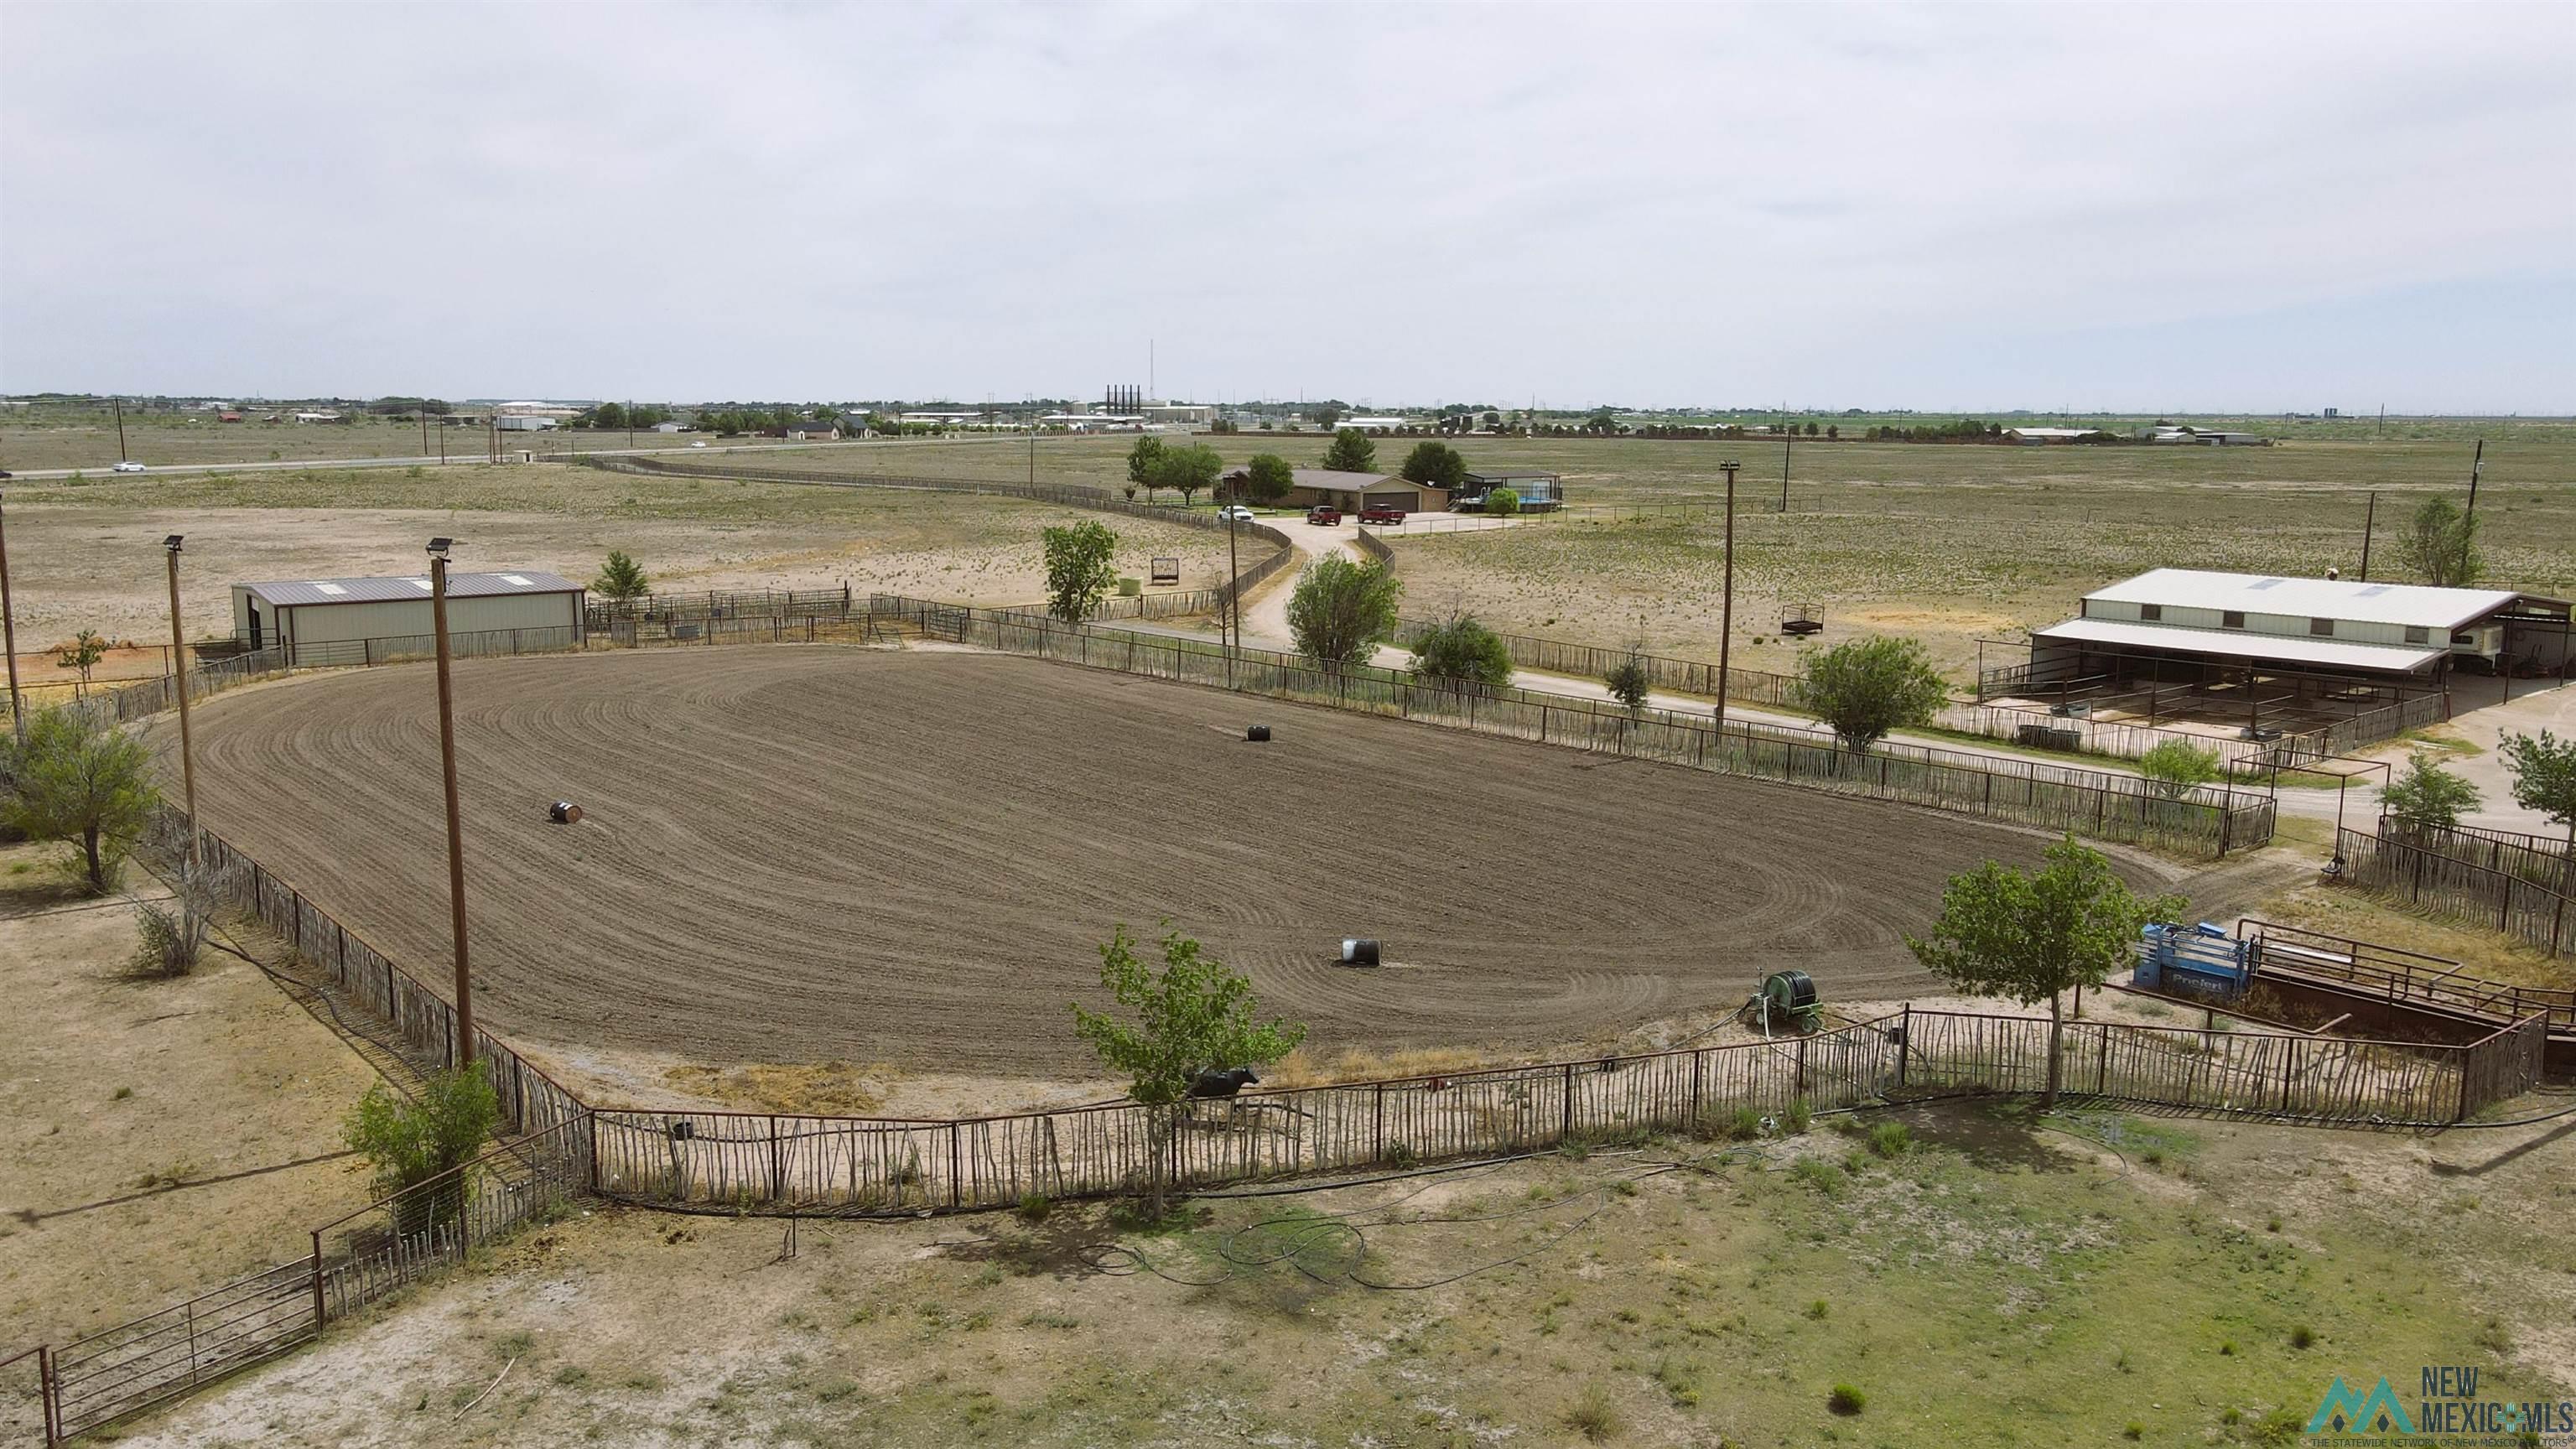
[697,428,2576,681]
[96,1096,2576,1449]
[0,408,875,472]
[0,461,1241,647]
[161,647,2170,1094]
[0,844,382,1349]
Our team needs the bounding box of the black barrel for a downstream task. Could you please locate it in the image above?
[1247,724,1272,742]
[1340,938,1381,966]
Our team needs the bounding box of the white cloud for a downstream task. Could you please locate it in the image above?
[3,1,2568,410]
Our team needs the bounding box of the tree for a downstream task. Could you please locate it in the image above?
[2379,748,2481,833]
[1321,428,1376,474]
[1605,650,1652,711]
[1126,435,1166,496]
[2496,730,2576,889]
[1400,439,1467,491]
[134,830,247,977]
[2397,496,2481,587]
[1584,408,1618,435]
[1244,453,1295,506]
[0,704,159,894]
[1286,554,1403,666]
[1907,837,2183,1107]
[1151,442,1223,507]
[1481,411,1502,430]
[54,630,109,684]
[1041,520,1120,625]
[589,401,627,430]
[1409,613,1514,689]
[1804,421,1819,437]
[1310,404,1344,430]
[2137,739,2222,799]
[1826,424,1839,440]
[1483,486,1521,517]
[1796,636,1949,751]
[1071,923,1305,1215]
[593,550,650,600]
[344,1062,501,1234]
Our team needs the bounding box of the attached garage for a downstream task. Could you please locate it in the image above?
[231,570,588,664]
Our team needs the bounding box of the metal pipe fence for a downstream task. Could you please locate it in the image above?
[2337,826,2575,958]
[870,595,2274,858]
[1389,615,1802,709]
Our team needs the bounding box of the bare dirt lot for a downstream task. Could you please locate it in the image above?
[0,463,1243,647]
[0,845,382,1352]
[165,647,2151,1093]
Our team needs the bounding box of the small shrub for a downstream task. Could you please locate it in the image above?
[1805,1299,1829,1321]
[1867,1121,1910,1158]
[1561,1383,1621,1441]
[2218,1339,2239,1356]
[343,1062,501,1235]
[1789,1158,1844,1196]
[1784,1098,1813,1135]
[1827,1383,1866,1415]
[1727,1106,1763,1140]
[2289,1323,2315,1349]
[2122,1422,2145,1441]
[112,1086,132,1101]
[1016,1192,1052,1223]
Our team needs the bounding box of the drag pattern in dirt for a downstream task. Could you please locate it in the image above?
[175,648,2096,1075]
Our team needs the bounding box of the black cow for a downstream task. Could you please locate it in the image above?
[1187,1067,1260,1099]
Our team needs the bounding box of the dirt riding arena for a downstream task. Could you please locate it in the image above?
[171,647,2097,1083]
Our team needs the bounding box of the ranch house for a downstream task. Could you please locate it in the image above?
[230,570,588,663]
[1254,469,1452,516]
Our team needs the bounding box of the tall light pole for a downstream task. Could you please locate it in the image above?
[1223,480,1241,688]
[1,492,23,740]
[428,538,475,1069]
[162,536,199,863]
[1716,461,1741,730]
[2358,491,2377,580]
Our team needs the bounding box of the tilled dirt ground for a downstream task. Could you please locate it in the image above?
[171,647,2131,1086]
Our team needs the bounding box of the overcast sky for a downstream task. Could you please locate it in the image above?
[4,2,2571,413]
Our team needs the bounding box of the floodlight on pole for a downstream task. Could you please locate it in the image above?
[428,537,475,1068]
[163,534,200,863]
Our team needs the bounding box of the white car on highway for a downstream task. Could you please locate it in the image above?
[112,460,148,473]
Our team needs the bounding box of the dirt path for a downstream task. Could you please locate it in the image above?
[165,647,2112,1088]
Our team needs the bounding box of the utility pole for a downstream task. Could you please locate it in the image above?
[1716,461,1741,730]
[1223,482,1241,688]
[113,397,128,463]
[0,492,22,740]
[627,400,636,452]
[427,538,475,1069]
[2464,439,2485,522]
[421,402,430,457]
[2359,491,2376,580]
[1779,425,1792,512]
[162,536,199,863]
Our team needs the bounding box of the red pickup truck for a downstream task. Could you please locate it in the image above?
[1306,506,1341,525]
[1358,504,1408,526]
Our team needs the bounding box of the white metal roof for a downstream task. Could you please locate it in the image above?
[2084,569,2516,631]
[2035,617,2447,673]
[236,570,584,607]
